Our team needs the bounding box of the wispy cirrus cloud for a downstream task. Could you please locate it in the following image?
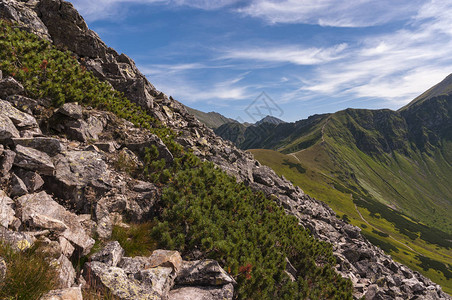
[237,0,425,27]
[70,0,242,21]
[295,0,452,105]
[222,43,348,65]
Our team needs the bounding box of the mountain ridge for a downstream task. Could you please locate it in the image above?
[0,0,450,299]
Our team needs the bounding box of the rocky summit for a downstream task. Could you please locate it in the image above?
[0,0,450,299]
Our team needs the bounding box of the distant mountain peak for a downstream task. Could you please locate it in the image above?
[255,115,286,126]
[401,72,452,110]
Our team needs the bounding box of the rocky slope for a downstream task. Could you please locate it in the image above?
[0,0,450,299]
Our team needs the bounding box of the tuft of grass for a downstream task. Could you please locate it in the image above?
[0,243,58,300]
[111,223,157,257]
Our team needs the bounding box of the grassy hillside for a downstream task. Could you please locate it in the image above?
[244,77,452,294]
[250,148,452,295]
[185,106,237,129]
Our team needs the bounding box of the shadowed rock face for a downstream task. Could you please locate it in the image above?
[0,1,450,299]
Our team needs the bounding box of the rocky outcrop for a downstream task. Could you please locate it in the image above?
[40,287,83,300]
[85,243,234,300]
[0,1,450,299]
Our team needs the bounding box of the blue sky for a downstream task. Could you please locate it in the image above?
[70,0,452,122]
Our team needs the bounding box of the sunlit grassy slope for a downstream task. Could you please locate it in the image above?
[247,94,452,294]
[250,148,452,295]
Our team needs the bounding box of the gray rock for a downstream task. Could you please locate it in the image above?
[14,169,44,192]
[148,250,183,273]
[176,260,236,286]
[0,226,34,251]
[13,137,65,156]
[57,103,83,119]
[95,141,118,153]
[124,133,173,163]
[0,149,16,176]
[0,99,39,130]
[0,115,20,140]
[0,256,6,283]
[40,287,83,300]
[14,145,55,175]
[343,224,361,239]
[91,241,125,267]
[96,215,113,240]
[5,95,41,114]
[252,166,274,186]
[54,254,76,288]
[59,236,75,258]
[169,284,234,300]
[84,261,160,300]
[10,173,28,197]
[0,77,24,98]
[135,266,176,298]
[48,150,109,211]
[16,191,94,255]
[37,0,108,59]
[118,256,152,274]
[51,104,105,142]
[0,190,15,228]
[0,0,51,41]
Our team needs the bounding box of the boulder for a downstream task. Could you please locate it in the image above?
[0,0,51,41]
[176,260,236,286]
[48,150,110,211]
[84,261,160,300]
[51,104,105,142]
[14,145,55,175]
[36,0,108,59]
[96,214,113,240]
[0,115,20,140]
[10,173,28,197]
[57,103,83,119]
[54,254,76,288]
[0,77,24,98]
[16,191,94,255]
[135,266,176,298]
[252,166,274,186]
[14,169,44,192]
[0,190,15,228]
[0,256,6,283]
[5,95,41,114]
[0,226,34,251]
[124,132,173,163]
[59,236,75,257]
[118,256,153,274]
[13,137,65,156]
[40,287,83,300]
[0,99,39,130]
[0,149,16,176]
[91,241,125,267]
[95,141,118,153]
[148,250,183,273]
[169,284,234,300]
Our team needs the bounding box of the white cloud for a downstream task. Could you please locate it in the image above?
[141,66,253,103]
[287,0,452,106]
[222,43,348,65]
[238,0,425,27]
[69,0,241,21]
